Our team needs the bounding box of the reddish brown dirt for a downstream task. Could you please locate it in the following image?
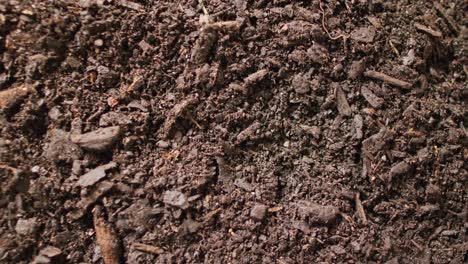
[0,0,467,263]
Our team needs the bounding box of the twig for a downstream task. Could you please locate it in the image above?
[414,22,443,38]
[364,70,412,90]
[132,243,164,255]
[319,1,348,41]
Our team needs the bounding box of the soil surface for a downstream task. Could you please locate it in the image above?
[0,0,467,263]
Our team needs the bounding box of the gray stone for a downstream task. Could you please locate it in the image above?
[156,140,170,149]
[15,218,38,235]
[39,246,62,259]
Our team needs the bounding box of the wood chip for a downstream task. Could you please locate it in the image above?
[93,206,122,264]
[334,85,352,116]
[364,70,412,90]
[414,23,443,38]
[132,242,164,255]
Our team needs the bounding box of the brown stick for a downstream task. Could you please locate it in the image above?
[132,243,164,255]
[93,206,122,264]
[414,23,443,38]
[364,70,412,90]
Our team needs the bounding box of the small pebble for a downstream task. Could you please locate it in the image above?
[94,39,104,47]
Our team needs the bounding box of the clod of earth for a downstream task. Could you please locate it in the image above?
[161,97,198,139]
[234,178,255,192]
[350,26,376,43]
[71,126,121,152]
[353,115,364,140]
[295,200,340,225]
[44,129,82,163]
[243,69,269,93]
[0,165,29,198]
[191,16,239,65]
[178,217,202,235]
[250,204,268,221]
[0,84,33,111]
[236,121,261,144]
[348,60,366,80]
[387,160,413,183]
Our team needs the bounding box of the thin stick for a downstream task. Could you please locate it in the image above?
[198,0,209,16]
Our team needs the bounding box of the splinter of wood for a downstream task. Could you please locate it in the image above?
[364,70,412,90]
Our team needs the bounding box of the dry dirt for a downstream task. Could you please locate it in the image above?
[0,0,467,263]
